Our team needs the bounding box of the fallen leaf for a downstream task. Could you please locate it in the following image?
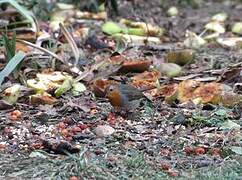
[55,77,73,97]
[102,21,123,35]
[167,6,178,17]
[166,49,194,66]
[211,148,221,156]
[232,22,242,35]
[160,161,171,170]
[184,146,194,155]
[155,63,182,77]
[220,120,240,130]
[113,34,161,45]
[120,18,163,36]
[220,91,242,107]
[72,82,86,96]
[211,12,227,22]
[230,146,242,155]
[184,30,206,49]
[154,84,178,103]
[178,80,201,103]
[2,84,21,104]
[193,82,222,104]
[75,11,107,20]
[29,151,48,159]
[30,93,57,105]
[132,70,160,89]
[217,37,242,47]
[205,21,225,34]
[119,59,151,73]
[27,71,72,92]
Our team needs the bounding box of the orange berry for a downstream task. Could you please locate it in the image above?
[3,127,11,135]
[194,147,205,155]
[0,144,6,149]
[11,110,22,118]
[78,124,88,130]
[107,113,117,126]
[72,126,82,134]
[167,170,179,177]
[69,176,79,180]
[10,115,18,121]
[160,162,171,170]
[31,142,43,149]
[61,129,69,137]
[160,148,171,156]
[184,146,194,155]
[58,122,66,129]
[211,148,220,156]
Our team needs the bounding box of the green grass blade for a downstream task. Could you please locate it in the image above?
[2,34,13,61]
[2,32,16,61]
[0,52,26,86]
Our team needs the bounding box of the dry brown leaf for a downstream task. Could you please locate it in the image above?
[193,82,222,104]
[110,55,151,73]
[15,42,29,53]
[132,70,160,89]
[177,80,202,103]
[220,91,242,107]
[159,84,178,103]
[120,60,151,73]
[166,49,194,66]
[30,93,57,105]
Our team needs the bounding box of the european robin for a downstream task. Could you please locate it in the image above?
[105,84,148,111]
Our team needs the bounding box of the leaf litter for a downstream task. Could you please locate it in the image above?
[0,0,242,179]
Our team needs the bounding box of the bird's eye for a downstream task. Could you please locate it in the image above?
[109,87,114,91]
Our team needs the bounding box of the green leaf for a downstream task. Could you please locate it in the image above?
[2,84,21,104]
[102,21,122,35]
[72,82,86,96]
[215,109,227,116]
[220,120,240,130]
[230,146,242,155]
[156,63,182,77]
[2,32,16,61]
[0,52,26,87]
[29,150,48,159]
[55,77,73,97]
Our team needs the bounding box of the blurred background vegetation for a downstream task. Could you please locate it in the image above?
[2,0,241,21]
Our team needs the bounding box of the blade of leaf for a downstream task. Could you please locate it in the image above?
[2,34,13,61]
[59,23,80,66]
[0,52,26,86]
[2,32,16,61]
[12,31,16,55]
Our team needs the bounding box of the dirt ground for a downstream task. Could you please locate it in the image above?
[0,0,242,179]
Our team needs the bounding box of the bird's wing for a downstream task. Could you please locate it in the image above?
[120,85,145,101]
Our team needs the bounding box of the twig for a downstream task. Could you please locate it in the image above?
[16,39,65,64]
[59,23,80,66]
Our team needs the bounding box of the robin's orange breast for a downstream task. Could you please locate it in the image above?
[107,90,122,108]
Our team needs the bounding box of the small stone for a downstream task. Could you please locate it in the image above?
[94,125,115,137]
